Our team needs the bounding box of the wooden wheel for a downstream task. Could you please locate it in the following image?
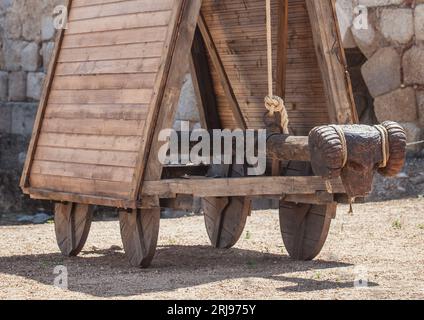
[279,162,337,260]
[202,164,251,249]
[119,208,160,268]
[54,203,93,257]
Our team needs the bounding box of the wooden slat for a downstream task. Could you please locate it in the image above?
[31,160,134,183]
[62,27,168,49]
[58,43,164,62]
[48,89,153,104]
[69,0,174,21]
[51,74,156,90]
[41,118,145,136]
[44,104,149,121]
[55,58,161,76]
[66,10,172,35]
[30,174,131,198]
[38,133,141,151]
[34,146,138,168]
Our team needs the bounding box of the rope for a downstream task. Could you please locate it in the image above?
[374,125,390,168]
[407,140,424,146]
[329,125,348,168]
[264,0,289,134]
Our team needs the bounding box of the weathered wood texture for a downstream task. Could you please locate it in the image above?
[119,208,160,268]
[306,0,358,124]
[200,0,342,135]
[142,176,344,198]
[54,202,93,257]
[22,0,186,205]
[309,122,407,197]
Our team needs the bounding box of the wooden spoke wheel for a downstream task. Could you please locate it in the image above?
[279,162,337,261]
[119,208,160,268]
[55,203,93,257]
[202,164,251,249]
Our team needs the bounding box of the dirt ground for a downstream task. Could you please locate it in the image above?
[0,198,423,300]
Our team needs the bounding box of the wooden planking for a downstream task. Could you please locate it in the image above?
[24,0,180,203]
[32,160,133,183]
[48,89,153,104]
[66,10,172,35]
[34,146,137,168]
[58,43,164,63]
[41,118,145,136]
[51,74,156,90]
[62,27,169,49]
[38,132,141,151]
[44,104,149,120]
[30,174,131,198]
[69,0,174,21]
[55,58,161,76]
[200,0,333,134]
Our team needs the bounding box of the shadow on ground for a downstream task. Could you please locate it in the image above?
[0,245,374,298]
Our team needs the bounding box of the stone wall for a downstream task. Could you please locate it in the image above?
[0,0,65,213]
[337,0,424,153]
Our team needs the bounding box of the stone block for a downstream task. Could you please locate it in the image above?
[374,87,417,122]
[379,8,414,44]
[21,42,40,72]
[11,103,38,136]
[403,47,424,86]
[361,47,401,98]
[8,71,26,102]
[26,72,45,100]
[0,71,8,101]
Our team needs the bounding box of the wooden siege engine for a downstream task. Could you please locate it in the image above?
[20,0,407,267]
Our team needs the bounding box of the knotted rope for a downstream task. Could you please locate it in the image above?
[265,0,289,134]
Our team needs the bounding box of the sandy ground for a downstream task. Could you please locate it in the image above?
[0,198,423,300]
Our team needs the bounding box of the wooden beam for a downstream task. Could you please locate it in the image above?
[26,188,139,209]
[138,0,202,190]
[197,13,247,130]
[20,0,73,189]
[190,27,221,130]
[306,0,358,125]
[142,176,345,198]
[267,134,310,161]
[130,0,190,199]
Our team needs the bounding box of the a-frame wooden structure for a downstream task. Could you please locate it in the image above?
[21,0,361,267]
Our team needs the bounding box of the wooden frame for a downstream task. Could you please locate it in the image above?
[21,0,356,209]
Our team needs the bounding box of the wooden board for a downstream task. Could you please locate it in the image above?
[200,0,357,134]
[21,0,190,207]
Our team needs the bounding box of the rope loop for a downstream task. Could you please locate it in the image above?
[374,124,390,168]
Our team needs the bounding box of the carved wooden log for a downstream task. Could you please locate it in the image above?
[309,121,407,197]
